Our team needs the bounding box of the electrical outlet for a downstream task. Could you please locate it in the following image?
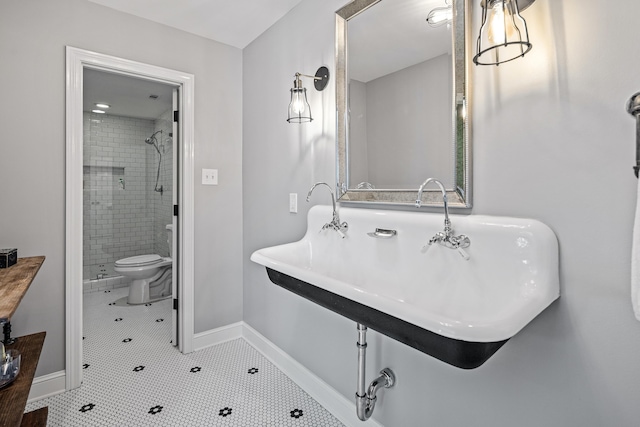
[202,169,218,185]
[289,193,298,213]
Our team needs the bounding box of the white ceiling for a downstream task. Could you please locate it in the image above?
[84,69,174,120]
[83,0,305,120]
[86,0,304,49]
[348,0,451,83]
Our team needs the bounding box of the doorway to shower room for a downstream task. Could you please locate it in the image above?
[82,68,177,346]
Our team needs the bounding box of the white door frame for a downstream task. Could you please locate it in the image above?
[65,46,195,390]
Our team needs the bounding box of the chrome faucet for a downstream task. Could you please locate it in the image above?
[416,178,470,259]
[306,182,348,238]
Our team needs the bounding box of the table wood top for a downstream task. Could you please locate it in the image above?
[0,257,45,321]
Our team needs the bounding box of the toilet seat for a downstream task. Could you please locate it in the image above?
[115,254,162,268]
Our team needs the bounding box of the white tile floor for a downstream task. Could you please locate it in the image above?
[26,287,345,427]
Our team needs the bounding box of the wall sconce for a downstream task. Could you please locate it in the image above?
[473,0,534,66]
[426,0,453,28]
[287,66,330,123]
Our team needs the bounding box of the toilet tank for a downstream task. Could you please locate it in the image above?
[166,224,173,258]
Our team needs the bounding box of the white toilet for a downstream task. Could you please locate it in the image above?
[115,224,173,305]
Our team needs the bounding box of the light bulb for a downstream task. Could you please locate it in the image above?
[487,1,507,45]
[487,0,523,45]
[291,90,306,115]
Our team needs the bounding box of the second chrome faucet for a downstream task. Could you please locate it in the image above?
[416,178,470,259]
[307,182,349,238]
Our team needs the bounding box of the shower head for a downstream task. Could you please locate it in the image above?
[145,130,162,145]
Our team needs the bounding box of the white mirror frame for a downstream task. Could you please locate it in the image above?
[335,0,472,208]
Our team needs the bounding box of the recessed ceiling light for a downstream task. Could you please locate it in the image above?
[95,103,110,109]
[91,109,106,114]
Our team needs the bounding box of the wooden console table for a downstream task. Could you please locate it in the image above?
[0,256,45,343]
[0,257,48,426]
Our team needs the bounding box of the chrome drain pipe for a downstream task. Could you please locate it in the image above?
[356,323,395,421]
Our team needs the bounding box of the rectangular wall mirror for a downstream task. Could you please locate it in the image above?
[335,0,471,208]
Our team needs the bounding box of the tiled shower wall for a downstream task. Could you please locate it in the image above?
[83,111,172,280]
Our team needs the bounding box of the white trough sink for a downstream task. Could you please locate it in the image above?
[251,205,560,368]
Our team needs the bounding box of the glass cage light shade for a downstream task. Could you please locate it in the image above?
[287,86,312,123]
[427,0,453,27]
[286,67,329,123]
[427,6,453,27]
[473,0,532,66]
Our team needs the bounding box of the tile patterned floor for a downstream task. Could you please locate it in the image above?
[26,287,345,427]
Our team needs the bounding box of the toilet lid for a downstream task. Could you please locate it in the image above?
[115,254,162,267]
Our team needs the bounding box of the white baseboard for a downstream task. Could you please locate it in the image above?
[27,370,66,404]
[193,321,243,351]
[241,323,384,427]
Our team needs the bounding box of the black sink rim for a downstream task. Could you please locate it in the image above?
[265,267,508,369]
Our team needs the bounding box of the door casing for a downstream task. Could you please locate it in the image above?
[65,46,195,390]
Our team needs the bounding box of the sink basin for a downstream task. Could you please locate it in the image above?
[251,206,560,368]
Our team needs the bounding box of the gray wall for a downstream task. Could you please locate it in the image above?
[0,0,243,376]
[243,1,640,426]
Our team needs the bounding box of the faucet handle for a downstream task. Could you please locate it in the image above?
[321,221,348,239]
[421,243,434,254]
[456,247,470,260]
[450,234,471,260]
[451,234,470,249]
[428,232,446,245]
[333,220,348,238]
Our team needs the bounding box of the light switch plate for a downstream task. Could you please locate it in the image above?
[202,169,218,185]
[289,193,297,213]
